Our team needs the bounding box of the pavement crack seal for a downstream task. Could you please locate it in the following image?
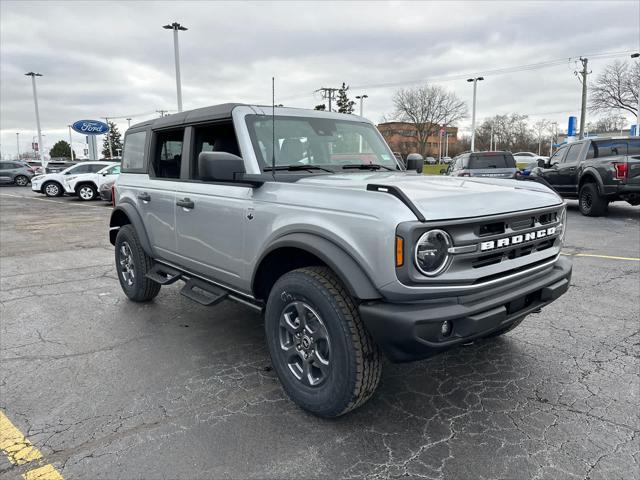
[0,410,64,479]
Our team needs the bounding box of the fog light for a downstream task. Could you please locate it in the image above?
[441,320,452,337]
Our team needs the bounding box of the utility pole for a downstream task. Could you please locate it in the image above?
[67,125,74,161]
[316,87,339,112]
[126,118,132,129]
[489,122,494,150]
[445,133,450,157]
[103,117,113,158]
[550,121,558,156]
[25,72,44,171]
[16,133,20,159]
[163,22,188,112]
[467,76,484,151]
[577,57,591,139]
[632,53,640,135]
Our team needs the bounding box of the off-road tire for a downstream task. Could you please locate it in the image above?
[264,266,382,418]
[77,183,97,201]
[579,182,608,216]
[14,175,29,187]
[114,224,161,302]
[43,181,63,197]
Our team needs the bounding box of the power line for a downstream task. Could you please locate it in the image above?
[255,50,634,105]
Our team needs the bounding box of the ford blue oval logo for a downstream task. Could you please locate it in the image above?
[71,120,110,135]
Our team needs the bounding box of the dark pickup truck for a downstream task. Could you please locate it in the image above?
[530,137,640,216]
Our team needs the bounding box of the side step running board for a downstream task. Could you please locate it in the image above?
[146,263,182,285]
[180,278,228,306]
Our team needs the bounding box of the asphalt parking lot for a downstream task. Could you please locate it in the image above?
[0,185,638,480]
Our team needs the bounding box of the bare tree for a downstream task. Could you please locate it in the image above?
[392,85,467,156]
[590,60,640,116]
[533,119,550,155]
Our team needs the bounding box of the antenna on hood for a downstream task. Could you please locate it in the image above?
[271,77,276,181]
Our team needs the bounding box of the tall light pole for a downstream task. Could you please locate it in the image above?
[126,118,132,129]
[467,76,484,152]
[355,94,368,153]
[163,22,188,112]
[632,53,639,135]
[25,72,45,171]
[16,133,20,160]
[355,94,368,117]
[67,125,74,161]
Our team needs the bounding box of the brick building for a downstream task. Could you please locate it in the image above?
[377,122,458,159]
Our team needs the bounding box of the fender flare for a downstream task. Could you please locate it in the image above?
[578,167,605,194]
[253,232,382,300]
[109,202,153,256]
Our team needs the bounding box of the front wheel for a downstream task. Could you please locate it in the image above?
[264,267,382,418]
[14,175,29,187]
[579,182,608,216]
[114,224,161,302]
[43,181,63,197]
[77,184,97,201]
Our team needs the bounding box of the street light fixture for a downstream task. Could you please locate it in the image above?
[163,22,188,112]
[467,76,484,152]
[355,95,369,153]
[25,72,45,171]
[632,53,639,135]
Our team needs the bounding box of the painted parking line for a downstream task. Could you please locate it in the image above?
[0,410,64,479]
[0,192,107,209]
[561,252,640,262]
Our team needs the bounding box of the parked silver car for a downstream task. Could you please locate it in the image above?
[109,104,571,418]
[0,161,34,186]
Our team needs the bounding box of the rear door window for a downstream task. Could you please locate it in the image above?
[469,153,514,169]
[563,144,583,163]
[122,131,147,171]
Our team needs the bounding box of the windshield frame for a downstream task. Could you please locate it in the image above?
[244,114,401,173]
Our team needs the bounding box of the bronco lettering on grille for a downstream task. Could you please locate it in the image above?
[480,227,556,252]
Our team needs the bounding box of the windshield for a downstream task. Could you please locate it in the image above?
[245,115,399,171]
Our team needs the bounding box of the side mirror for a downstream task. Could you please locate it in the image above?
[537,159,546,168]
[440,168,447,175]
[405,153,424,173]
[102,172,107,176]
[198,151,246,182]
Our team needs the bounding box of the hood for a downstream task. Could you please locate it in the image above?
[297,172,562,220]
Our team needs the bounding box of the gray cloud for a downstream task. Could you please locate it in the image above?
[1,0,638,158]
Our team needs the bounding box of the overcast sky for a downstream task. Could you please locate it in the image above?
[1,0,639,158]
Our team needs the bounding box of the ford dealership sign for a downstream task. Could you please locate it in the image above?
[71,120,110,135]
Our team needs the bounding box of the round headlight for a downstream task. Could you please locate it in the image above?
[414,229,452,276]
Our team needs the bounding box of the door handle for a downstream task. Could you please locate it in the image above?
[176,198,194,209]
[137,192,151,202]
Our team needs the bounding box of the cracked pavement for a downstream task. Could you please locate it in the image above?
[0,186,638,479]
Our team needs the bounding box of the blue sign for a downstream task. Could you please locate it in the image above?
[72,119,110,135]
[567,116,577,137]
[631,124,638,137]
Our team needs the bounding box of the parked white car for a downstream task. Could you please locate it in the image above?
[64,163,119,201]
[513,152,548,164]
[31,161,115,198]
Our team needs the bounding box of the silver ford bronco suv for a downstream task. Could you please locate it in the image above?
[109,104,572,418]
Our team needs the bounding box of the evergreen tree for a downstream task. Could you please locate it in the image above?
[49,140,73,159]
[101,121,123,158]
[336,82,356,114]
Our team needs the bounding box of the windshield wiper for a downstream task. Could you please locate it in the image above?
[341,163,394,171]
[264,164,335,173]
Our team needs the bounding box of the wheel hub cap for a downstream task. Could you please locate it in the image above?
[278,300,331,387]
[118,242,135,286]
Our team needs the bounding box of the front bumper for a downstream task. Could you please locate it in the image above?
[359,256,572,362]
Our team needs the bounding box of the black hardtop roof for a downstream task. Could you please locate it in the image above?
[129,103,247,131]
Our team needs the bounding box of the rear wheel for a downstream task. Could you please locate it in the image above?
[115,224,161,302]
[77,184,97,201]
[264,266,382,418]
[43,181,63,197]
[579,182,608,216]
[14,175,29,186]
